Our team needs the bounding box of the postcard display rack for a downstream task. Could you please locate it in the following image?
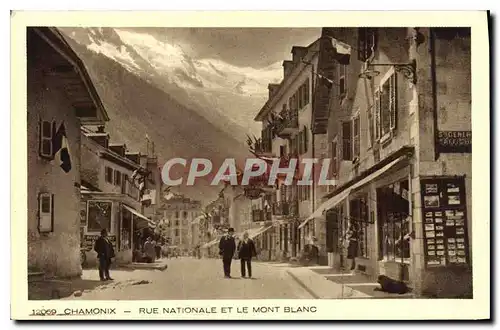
[420,177,470,267]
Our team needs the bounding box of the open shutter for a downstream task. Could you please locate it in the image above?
[51,194,55,233]
[389,74,398,131]
[374,90,381,141]
[303,127,308,153]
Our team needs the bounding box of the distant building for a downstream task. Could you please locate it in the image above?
[27,27,109,277]
[160,194,202,251]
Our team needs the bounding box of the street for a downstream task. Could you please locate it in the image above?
[64,258,313,300]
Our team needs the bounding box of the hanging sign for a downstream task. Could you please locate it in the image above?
[437,130,472,153]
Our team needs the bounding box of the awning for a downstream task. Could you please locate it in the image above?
[239,225,273,240]
[301,155,407,228]
[122,205,156,229]
[201,238,219,249]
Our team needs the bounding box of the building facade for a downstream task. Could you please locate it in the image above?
[27,27,109,277]
[308,27,472,297]
[161,194,202,251]
[80,127,156,266]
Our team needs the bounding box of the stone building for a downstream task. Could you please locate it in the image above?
[307,27,472,297]
[27,27,109,277]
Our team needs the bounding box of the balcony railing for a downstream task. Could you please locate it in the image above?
[276,109,299,138]
[252,209,273,222]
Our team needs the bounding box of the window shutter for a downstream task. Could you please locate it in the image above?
[358,28,366,61]
[51,193,54,232]
[38,119,42,157]
[305,79,310,105]
[368,106,374,147]
[374,90,381,141]
[389,74,398,131]
[304,127,308,152]
[342,121,352,161]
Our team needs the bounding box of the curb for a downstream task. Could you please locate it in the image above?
[285,269,320,299]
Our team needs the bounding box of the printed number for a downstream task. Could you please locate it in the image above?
[31,309,57,316]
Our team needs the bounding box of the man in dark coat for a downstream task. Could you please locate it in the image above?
[94,228,115,281]
[219,227,236,278]
[237,231,258,278]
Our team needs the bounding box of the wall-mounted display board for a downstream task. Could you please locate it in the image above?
[421,176,470,267]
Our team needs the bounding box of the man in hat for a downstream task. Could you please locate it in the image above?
[219,227,236,278]
[94,228,115,281]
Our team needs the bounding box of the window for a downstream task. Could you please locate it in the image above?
[87,201,112,232]
[353,115,360,160]
[175,211,179,218]
[377,71,397,142]
[339,65,347,97]
[331,137,338,178]
[350,197,369,258]
[105,167,113,184]
[358,28,377,62]
[183,211,188,218]
[175,229,179,237]
[342,121,352,161]
[121,174,128,194]
[39,120,54,159]
[114,170,121,186]
[38,192,54,233]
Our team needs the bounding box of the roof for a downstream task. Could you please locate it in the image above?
[31,27,110,124]
[254,38,322,121]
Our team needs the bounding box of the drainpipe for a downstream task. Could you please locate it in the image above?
[430,28,439,161]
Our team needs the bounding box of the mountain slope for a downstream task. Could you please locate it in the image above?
[64,36,251,203]
[60,27,281,142]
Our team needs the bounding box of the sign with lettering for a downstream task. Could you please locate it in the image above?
[83,234,116,250]
[437,130,472,153]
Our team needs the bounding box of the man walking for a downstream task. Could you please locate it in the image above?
[219,228,236,278]
[237,231,258,278]
[94,229,115,281]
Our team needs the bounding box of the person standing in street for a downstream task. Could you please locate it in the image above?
[219,228,236,278]
[237,231,257,278]
[143,236,156,263]
[94,228,115,281]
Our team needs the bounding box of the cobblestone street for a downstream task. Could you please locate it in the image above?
[62,258,313,300]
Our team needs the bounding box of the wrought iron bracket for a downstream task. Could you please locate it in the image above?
[394,60,417,85]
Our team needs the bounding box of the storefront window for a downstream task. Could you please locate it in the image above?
[87,201,112,232]
[350,196,369,258]
[377,180,410,262]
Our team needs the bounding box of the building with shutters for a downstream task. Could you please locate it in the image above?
[253,36,340,262]
[305,27,472,298]
[27,27,110,277]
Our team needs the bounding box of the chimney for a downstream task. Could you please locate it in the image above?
[89,133,109,148]
[282,60,294,79]
[291,46,308,64]
[268,83,280,99]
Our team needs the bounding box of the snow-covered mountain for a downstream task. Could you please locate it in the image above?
[60,27,283,140]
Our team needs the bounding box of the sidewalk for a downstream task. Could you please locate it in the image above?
[264,262,414,299]
[120,258,169,271]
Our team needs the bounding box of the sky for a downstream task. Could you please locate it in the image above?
[120,27,322,68]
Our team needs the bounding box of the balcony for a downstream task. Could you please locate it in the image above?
[272,200,299,217]
[276,109,299,138]
[252,209,273,222]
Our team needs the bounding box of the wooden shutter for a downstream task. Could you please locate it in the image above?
[374,90,381,141]
[51,194,54,233]
[342,121,352,161]
[389,74,398,131]
[305,79,310,105]
[331,139,338,177]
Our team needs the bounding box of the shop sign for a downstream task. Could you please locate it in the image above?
[437,130,472,153]
[420,177,469,268]
[83,234,116,250]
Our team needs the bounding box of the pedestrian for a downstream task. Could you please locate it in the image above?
[143,236,155,263]
[155,240,162,259]
[346,223,359,272]
[94,228,115,281]
[237,231,257,278]
[218,227,236,278]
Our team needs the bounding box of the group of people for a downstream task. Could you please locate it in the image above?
[218,228,258,279]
